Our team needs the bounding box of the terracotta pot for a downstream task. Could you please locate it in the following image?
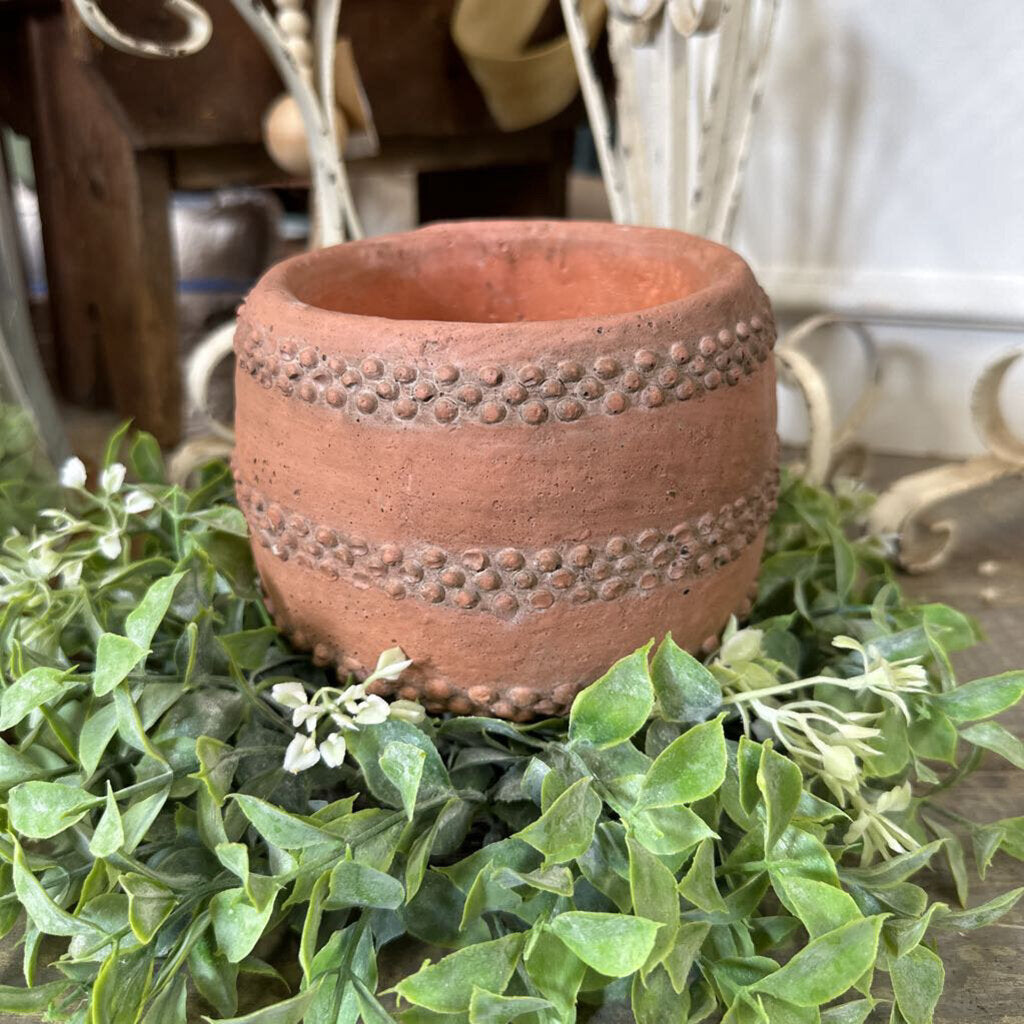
[233,220,778,720]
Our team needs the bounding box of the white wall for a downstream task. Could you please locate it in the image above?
[732,0,1024,457]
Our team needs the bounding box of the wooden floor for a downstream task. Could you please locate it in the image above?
[1,456,1020,1022]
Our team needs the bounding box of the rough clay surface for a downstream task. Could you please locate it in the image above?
[233,220,779,718]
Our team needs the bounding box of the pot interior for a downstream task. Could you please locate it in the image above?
[286,222,721,324]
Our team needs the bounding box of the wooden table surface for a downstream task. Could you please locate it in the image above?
[1,456,1020,1021]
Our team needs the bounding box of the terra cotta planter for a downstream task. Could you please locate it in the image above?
[233,220,778,720]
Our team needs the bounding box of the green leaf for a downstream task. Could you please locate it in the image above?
[924,816,967,907]
[468,987,552,1024]
[819,999,875,1024]
[201,983,320,1023]
[524,929,587,1019]
[757,742,802,851]
[840,840,944,888]
[629,805,717,855]
[935,671,1024,722]
[326,859,404,910]
[959,720,1024,769]
[0,667,68,729]
[125,572,184,650]
[0,739,46,788]
[750,915,885,1007]
[678,838,726,913]
[12,840,106,940]
[628,835,680,969]
[774,876,861,938]
[908,712,958,764]
[211,887,276,963]
[8,780,98,838]
[93,633,148,696]
[547,911,661,978]
[634,715,726,811]
[933,887,1023,930]
[120,874,175,944]
[91,945,154,1024]
[346,719,451,808]
[141,976,187,1024]
[89,782,125,857]
[569,643,654,749]
[516,776,601,864]
[230,794,341,849]
[826,523,857,600]
[0,980,71,1016]
[218,627,279,671]
[79,703,119,777]
[632,966,691,1024]
[891,945,944,1024]
[394,933,524,1014]
[651,635,722,723]
[352,976,399,1024]
[380,741,426,821]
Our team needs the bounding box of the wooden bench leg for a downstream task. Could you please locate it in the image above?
[26,15,181,446]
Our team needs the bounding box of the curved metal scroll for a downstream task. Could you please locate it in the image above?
[71,0,212,58]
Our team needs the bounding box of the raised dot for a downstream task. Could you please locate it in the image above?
[315,527,338,547]
[670,341,689,363]
[727,366,743,386]
[568,544,594,568]
[675,378,696,401]
[718,329,733,347]
[503,383,528,405]
[735,321,750,340]
[298,381,317,402]
[577,376,604,401]
[605,536,630,558]
[594,356,620,379]
[341,540,360,560]
[319,560,338,580]
[361,357,384,379]
[750,316,764,332]
[509,686,537,708]
[399,684,419,700]
[492,701,515,720]
[402,561,424,582]
[553,683,576,704]
[514,570,537,590]
[530,590,554,610]
[518,364,544,386]
[496,548,524,570]
[599,578,627,601]
[341,369,362,388]
[522,400,548,425]
[492,593,519,618]
[603,391,628,415]
[636,529,661,551]
[617,555,639,573]
[667,560,688,580]
[435,398,459,422]
[425,677,452,699]
[440,567,465,587]
[312,642,332,665]
[698,335,717,357]
[715,352,731,371]
[276,380,293,396]
[436,364,459,384]
[549,568,575,589]
[327,355,346,374]
[279,341,297,358]
[376,379,398,400]
[704,370,722,390]
[590,560,612,581]
[529,550,558,575]
[641,385,665,407]
[462,549,489,572]
[556,398,584,421]
[420,581,445,603]
[423,546,447,568]
[621,369,644,392]
[571,585,596,604]
[468,685,494,704]
[380,543,403,565]
[541,378,565,398]
[394,397,418,419]
[299,347,318,368]
[480,401,507,424]
[557,360,584,382]
[394,363,417,383]
[657,366,679,388]
[457,384,482,406]
[697,553,714,574]
[652,543,674,568]
[267,504,284,529]
[351,571,372,589]
[454,589,479,609]
[356,392,378,414]
[325,386,346,407]
[639,571,660,589]
[384,579,407,599]
[287,514,307,535]
[413,380,436,402]
[690,355,707,374]
[478,568,502,590]
[479,365,503,386]
[634,349,658,371]
[446,695,471,714]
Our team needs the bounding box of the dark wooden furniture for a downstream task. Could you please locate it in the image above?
[0,0,575,443]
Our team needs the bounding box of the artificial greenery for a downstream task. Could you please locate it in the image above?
[0,410,1022,1024]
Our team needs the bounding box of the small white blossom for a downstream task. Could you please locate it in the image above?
[366,647,413,684]
[354,694,389,725]
[319,732,347,768]
[124,490,156,514]
[98,532,122,560]
[720,627,763,665]
[822,745,858,783]
[61,561,83,587]
[293,704,322,732]
[60,457,87,489]
[100,463,127,494]
[389,700,426,724]
[283,733,320,774]
[270,682,308,709]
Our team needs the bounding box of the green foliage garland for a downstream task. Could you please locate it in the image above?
[0,411,1022,1024]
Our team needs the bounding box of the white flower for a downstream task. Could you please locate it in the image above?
[330,710,359,732]
[319,732,347,768]
[822,745,859,783]
[100,463,126,494]
[98,532,122,560]
[270,682,309,709]
[61,561,83,587]
[60,457,87,489]
[366,647,412,684]
[292,704,322,732]
[720,627,763,665]
[875,782,912,815]
[389,700,426,724]
[283,732,320,774]
[353,694,389,725]
[124,490,156,514]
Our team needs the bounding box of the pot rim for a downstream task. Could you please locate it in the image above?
[250,219,754,337]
